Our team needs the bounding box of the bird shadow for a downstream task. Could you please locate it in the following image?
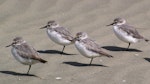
[37,50,77,55]
[63,61,107,67]
[102,46,142,52]
[0,71,39,78]
[144,58,150,62]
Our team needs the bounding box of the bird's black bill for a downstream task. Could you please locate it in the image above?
[40,25,47,29]
[106,22,115,26]
[5,43,13,47]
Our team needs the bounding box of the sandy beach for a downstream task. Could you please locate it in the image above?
[0,0,150,84]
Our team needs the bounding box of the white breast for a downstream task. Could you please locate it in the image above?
[113,26,138,43]
[47,29,72,45]
[11,48,38,65]
[75,41,99,58]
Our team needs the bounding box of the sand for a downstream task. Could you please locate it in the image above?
[0,0,150,84]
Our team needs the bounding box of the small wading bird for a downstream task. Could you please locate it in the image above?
[74,32,113,65]
[107,18,149,50]
[6,37,47,74]
[40,21,74,55]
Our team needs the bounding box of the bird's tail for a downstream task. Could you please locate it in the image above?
[101,51,113,58]
[105,54,113,58]
[39,58,47,63]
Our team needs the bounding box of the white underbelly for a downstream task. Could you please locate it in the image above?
[47,29,72,45]
[11,48,38,65]
[113,26,138,43]
[75,41,99,58]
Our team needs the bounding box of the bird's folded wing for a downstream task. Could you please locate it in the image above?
[82,39,103,54]
[120,24,144,39]
[83,38,113,57]
[54,27,74,41]
[16,43,41,60]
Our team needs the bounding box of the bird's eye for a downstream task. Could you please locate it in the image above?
[119,21,123,23]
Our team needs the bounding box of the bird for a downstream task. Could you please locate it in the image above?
[40,20,74,55]
[74,32,113,65]
[107,18,149,50]
[6,37,47,74]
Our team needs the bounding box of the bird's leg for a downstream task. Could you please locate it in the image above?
[89,58,94,65]
[27,65,31,74]
[126,43,131,51]
[61,46,65,55]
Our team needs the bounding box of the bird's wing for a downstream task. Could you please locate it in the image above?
[53,27,74,41]
[120,24,144,39]
[82,38,113,57]
[15,43,43,60]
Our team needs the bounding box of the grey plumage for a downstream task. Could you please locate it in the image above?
[75,32,113,65]
[78,38,113,58]
[107,17,149,50]
[6,37,47,74]
[50,27,74,41]
[40,20,74,54]
[118,24,149,41]
[13,42,47,63]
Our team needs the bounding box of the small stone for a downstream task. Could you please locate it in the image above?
[18,78,21,80]
[122,80,126,82]
[135,54,139,56]
[56,77,62,80]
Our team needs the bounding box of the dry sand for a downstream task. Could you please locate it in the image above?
[1,0,150,84]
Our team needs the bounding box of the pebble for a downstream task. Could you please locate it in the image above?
[122,80,126,82]
[56,77,62,80]
[135,54,139,56]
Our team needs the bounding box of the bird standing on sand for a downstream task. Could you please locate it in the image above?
[107,18,149,50]
[40,21,74,54]
[6,37,47,74]
[74,32,113,65]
